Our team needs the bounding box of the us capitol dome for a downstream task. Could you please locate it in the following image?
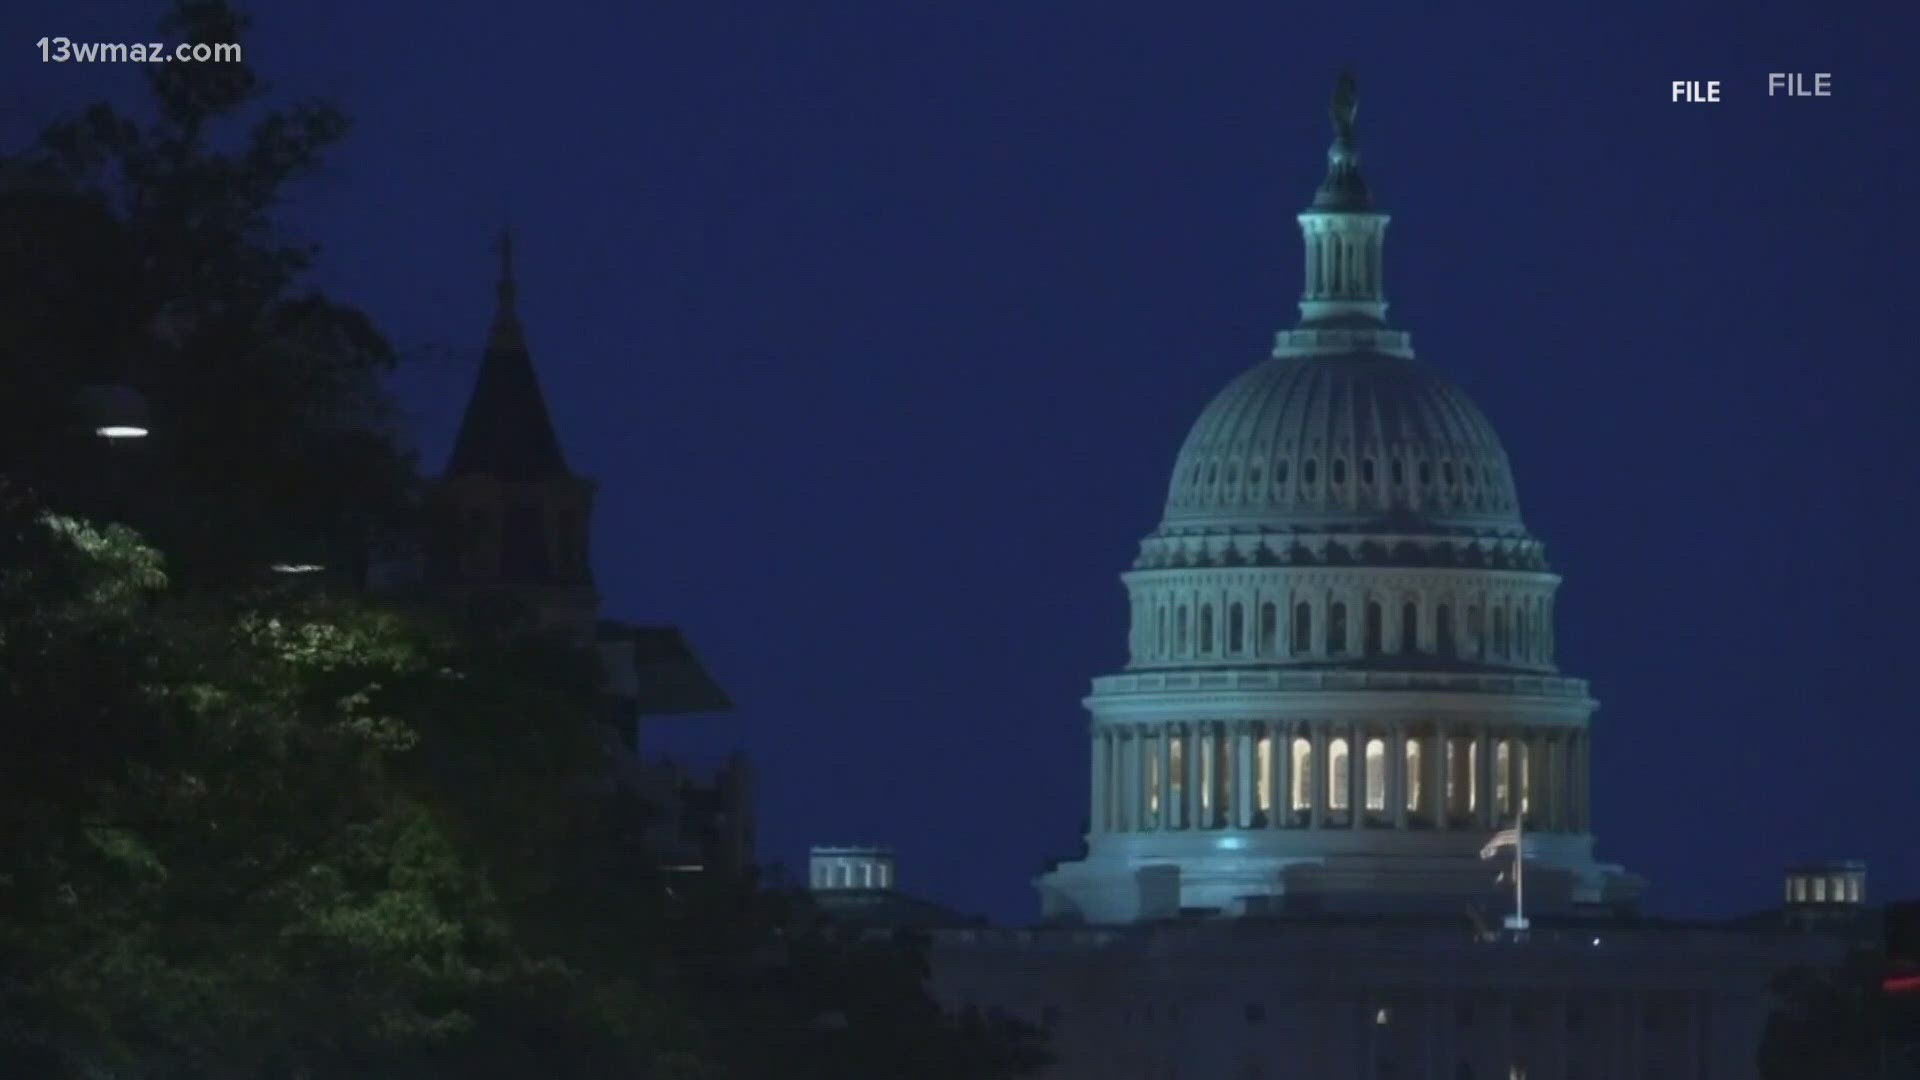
[1037,75,1643,924]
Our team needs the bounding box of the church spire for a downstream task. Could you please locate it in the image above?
[444,229,570,480]
[1294,71,1391,329]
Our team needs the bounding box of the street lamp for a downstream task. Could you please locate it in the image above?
[80,384,149,440]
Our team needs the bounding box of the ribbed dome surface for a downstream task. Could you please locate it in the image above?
[1162,353,1524,533]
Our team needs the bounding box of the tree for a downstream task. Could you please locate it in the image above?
[0,0,415,586]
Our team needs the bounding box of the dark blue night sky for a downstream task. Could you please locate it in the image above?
[5,2,1912,925]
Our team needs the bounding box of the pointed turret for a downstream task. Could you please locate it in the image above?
[432,231,598,637]
[445,230,571,481]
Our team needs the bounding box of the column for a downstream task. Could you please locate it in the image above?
[1275,723,1292,828]
[1475,726,1493,829]
[1185,723,1202,830]
[1244,722,1259,822]
[1090,728,1108,833]
[1310,722,1327,829]
[1427,725,1446,828]
[1349,724,1363,829]
[1392,728,1409,829]
[1160,725,1175,830]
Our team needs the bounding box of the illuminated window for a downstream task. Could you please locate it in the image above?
[1812,878,1827,901]
[1365,601,1383,654]
[1199,729,1215,819]
[1469,740,1480,812]
[1200,605,1215,653]
[1291,738,1313,812]
[1259,603,1277,655]
[1145,737,1162,821]
[1406,739,1424,812]
[1494,740,1512,816]
[1228,602,1245,654]
[1365,738,1387,811]
[1328,602,1348,653]
[1518,742,1531,815]
[1169,736,1186,827]
[1256,734,1272,815]
[1329,738,1351,811]
[1292,602,1312,656]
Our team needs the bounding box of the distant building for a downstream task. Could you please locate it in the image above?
[433,232,750,875]
[827,77,1856,1078]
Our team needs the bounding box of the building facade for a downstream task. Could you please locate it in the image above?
[904,78,1846,1080]
[1035,73,1637,926]
[433,233,751,875]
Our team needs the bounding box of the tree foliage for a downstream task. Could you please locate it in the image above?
[0,3,1050,1076]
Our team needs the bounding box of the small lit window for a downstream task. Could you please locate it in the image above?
[1290,738,1313,812]
[1375,1007,1391,1025]
[1328,738,1351,811]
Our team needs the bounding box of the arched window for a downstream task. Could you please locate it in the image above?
[1436,604,1456,656]
[1176,605,1189,654]
[1401,602,1419,653]
[1364,738,1387,812]
[1365,601,1383,654]
[1199,605,1215,654]
[1228,602,1245,654]
[1259,603,1278,655]
[1405,739,1424,812]
[1494,740,1512,816]
[1292,602,1313,656]
[1290,737,1313,812]
[1328,602,1348,654]
[1328,738,1351,811]
[1198,727,1215,821]
[1493,606,1509,658]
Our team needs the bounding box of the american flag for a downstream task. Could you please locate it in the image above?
[1480,828,1522,859]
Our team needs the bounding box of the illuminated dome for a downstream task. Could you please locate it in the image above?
[1163,354,1522,534]
[1037,75,1641,925]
